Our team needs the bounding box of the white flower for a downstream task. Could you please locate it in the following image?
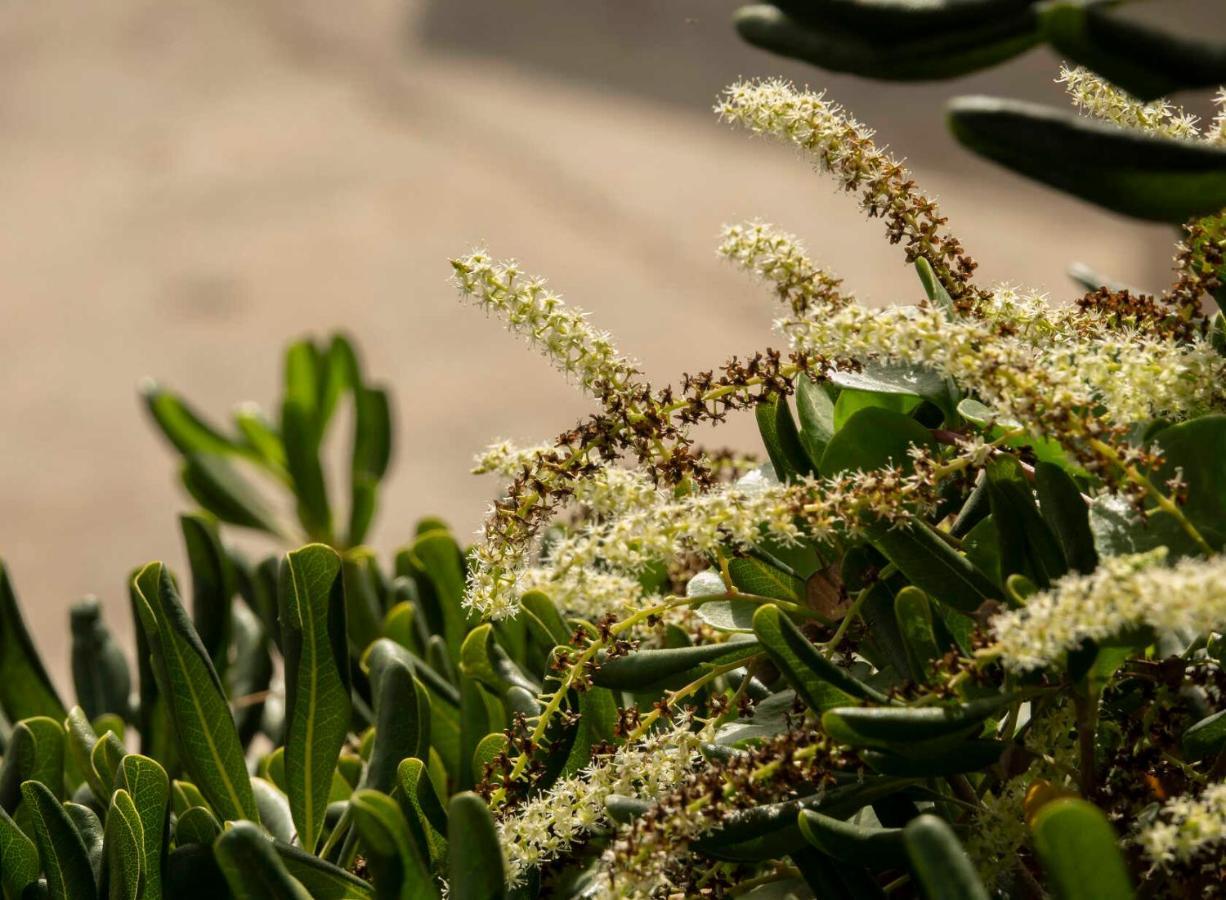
[718,220,851,315]
[451,251,639,395]
[991,551,1226,671]
[1058,65,1201,141]
[497,717,712,883]
[1136,781,1226,867]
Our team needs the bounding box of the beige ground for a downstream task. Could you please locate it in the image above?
[0,0,1195,689]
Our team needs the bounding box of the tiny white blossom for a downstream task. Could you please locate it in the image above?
[1136,781,1226,868]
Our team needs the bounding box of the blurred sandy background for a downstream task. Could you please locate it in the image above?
[0,0,1206,688]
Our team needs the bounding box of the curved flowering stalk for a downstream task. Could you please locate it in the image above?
[988,550,1226,672]
[715,78,984,312]
[1058,65,1202,141]
[717,221,853,317]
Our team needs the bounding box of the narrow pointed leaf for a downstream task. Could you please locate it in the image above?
[70,598,131,722]
[105,788,145,900]
[272,841,374,899]
[0,805,40,899]
[350,789,439,900]
[447,792,505,900]
[21,780,96,900]
[0,563,66,722]
[903,814,989,900]
[115,754,169,900]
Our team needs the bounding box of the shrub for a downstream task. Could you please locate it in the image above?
[3,55,1226,900]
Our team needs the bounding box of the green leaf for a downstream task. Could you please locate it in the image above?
[341,549,387,659]
[830,363,955,423]
[870,519,1002,613]
[821,695,1016,749]
[0,562,66,722]
[181,453,284,537]
[820,407,935,475]
[795,375,837,470]
[132,562,258,823]
[728,557,803,604]
[129,574,177,768]
[252,779,295,845]
[115,754,169,900]
[459,625,538,699]
[176,807,221,845]
[756,393,816,481]
[447,792,506,900]
[92,731,127,798]
[105,788,145,900]
[948,95,1226,222]
[894,587,940,685]
[69,598,131,723]
[66,801,104,888]
[903,814,989,900]
[1150,415,1226,550]
[862,740,1006,777]
[832,389,920,434]
[735,4,1037,81]
[280,340,333,543]
[214,821,311,900]
[350,789,439,900]
[0,805,40,900]
[986,457,1067,589]
[591,641,761,691]
[402,531,470,666]
[273,840,374,899]
[181,513,236,678]
[1035,461,1097,576]
[364,651,428,794]
[1030,798,1133,900]
[348,381,393,547]
[21,780,97,900]
[142,382,247,460]
[396,758,449,867]
[0,717,65,817]
[458,676,504,792]
[797,809,906,868]
[1078,3,1226,95]
[915,257,954,316]
[1183,709,1226,762]
[753,605,885,709]
[279,545,351,853]
[165,844,229,898]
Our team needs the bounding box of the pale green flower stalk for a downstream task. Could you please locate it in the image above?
[718,220,852,315]
[991,550,1226,671]
[497,716,713,883]
[1057,65,1201,140]
[1136,781,1226,868]
[451,251,639,395]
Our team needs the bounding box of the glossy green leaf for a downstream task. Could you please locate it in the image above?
[143,383,247,460]
[176,807,222,845]
[870,519,1001,613]
[69,598,131,723]
[756,393,815,481]
[915,256,954,316]
[105,788,145,900]
[0,563,66,722]
[592,640,761,691]
[364,651,428,794]
[279,544,351,853]
[735,4,1037,81]
[0,805,39,900]
[214,821,311,900]
[165,844,228,898]
[402,531,470,665]
[771,0,1034,35]
[181,453,284,536]
[862,739,1006,777]
[92,732,126,797]
[821,407,935,475]
[986,457,1067,589]
[1080,3,1226,95]
[1030,798,1133,900]
[795,375,837,470]
[1183,709,1226,762]
[0,717,65,816]
[832,388,920,433]
[797,808,906,867]
[396,757,449,867]
[448,792,506,900]
[348,382,393,547]
[115,754,169,900]
[754,605,884,710]
[132,562,258,823]
[830,362,955,423]
[129,574,177,768]
[65,801,104,889]
[252,779,295,845]
[949,95,1226,222]
[894,586,940,684]
[181,513,236,678]
[1151,415,1226,550]
[1035,461,1097,576]
[822,695,1016,749]
[273,840,374,899]
[903,814,989,900]
[21,780,96,900]
[350,789,439,900]
[728,557,804,604]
